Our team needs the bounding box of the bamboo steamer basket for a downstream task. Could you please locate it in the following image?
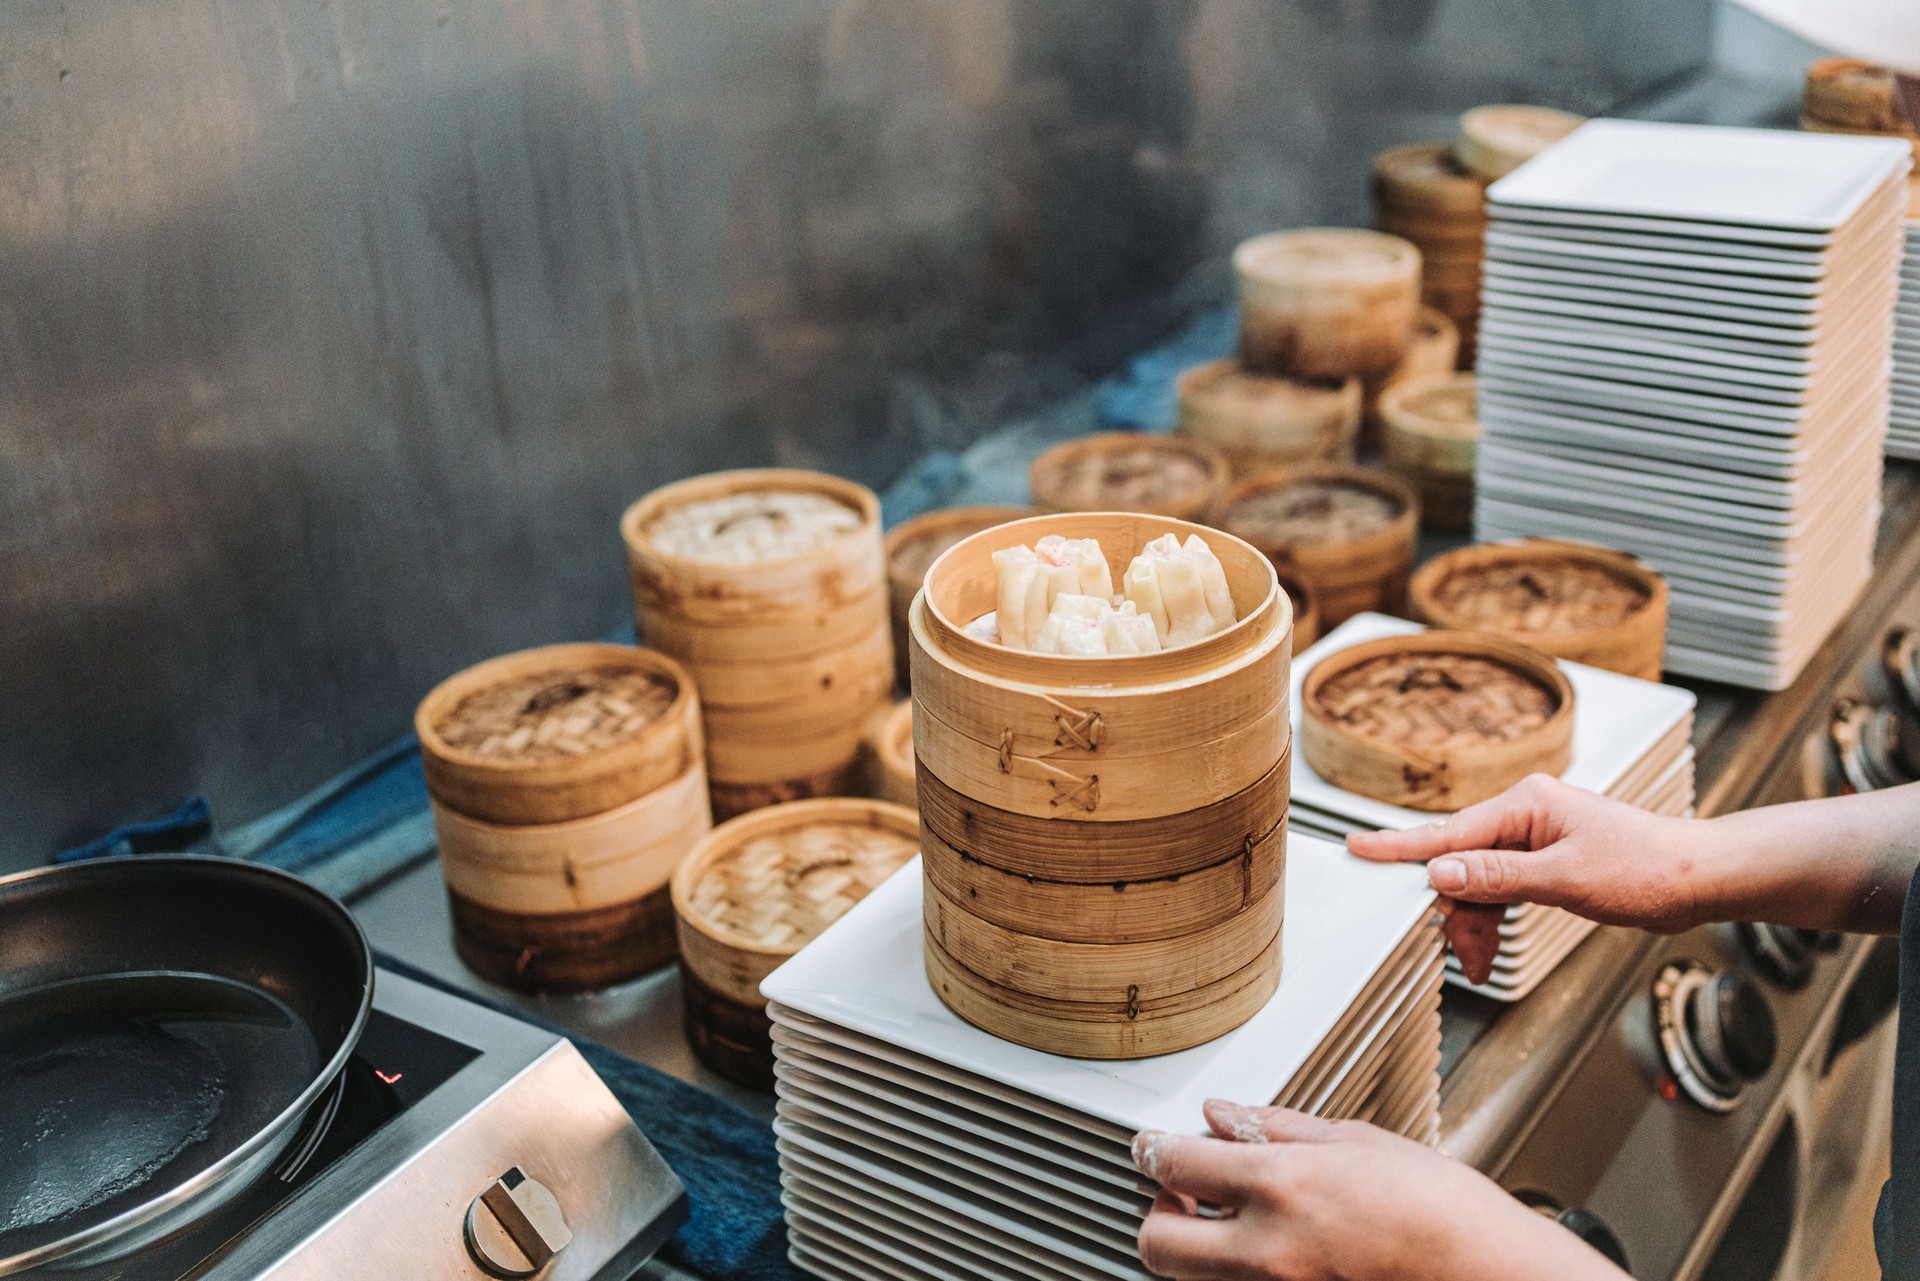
[1212,465,1419,628]
[1301,631,1575,812]
[1279,569,1321,654]
[868,698,917,809]
[1409,540,1669,681]
[1370,142,1490,220]
[1379,372,1480,532]
[621,469,894,820]
[1233,229,1423,380]
[910,511,1291,1058]
[416,643,701,825]
[672,798,919,1088]
[1454,105,1586,181]
[1803,58,1912,135]
[1361,306,1461,452]
[885,505,1034,690]
[1028,432,1230,522]
[1174,360,1362,475]
[416,643,712,992]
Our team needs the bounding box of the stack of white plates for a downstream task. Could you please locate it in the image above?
[1289,613,1696,1002]
[1891,210,1920,457]
[762,839,1441,1281]
[1469,119,1911,690]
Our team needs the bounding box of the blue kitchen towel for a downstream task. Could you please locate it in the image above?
[52,794,214,862]
[373,953,799,1281]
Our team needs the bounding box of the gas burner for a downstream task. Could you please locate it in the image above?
[1651,960,1777,1112]
[1737,922,1838,991]
[1828,698,1920,793]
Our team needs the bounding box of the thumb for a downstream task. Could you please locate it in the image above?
[1426,844,1575,906]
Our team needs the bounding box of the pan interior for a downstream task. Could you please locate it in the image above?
[0,971,320,1258]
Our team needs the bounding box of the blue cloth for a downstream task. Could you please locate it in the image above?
[52,794,213,862]
[373,954,798,1281]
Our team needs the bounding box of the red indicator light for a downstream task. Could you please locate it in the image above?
[375,1069,403,1085]
[1657,1075,1678,1103]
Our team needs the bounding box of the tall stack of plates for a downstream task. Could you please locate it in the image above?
[1289,614,1696,1002]
[762,839,1441,1281]
[1891,191,1920,457]
[1469,120,1912,690]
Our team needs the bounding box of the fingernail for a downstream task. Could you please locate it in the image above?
[1430,857,1467,892]
[1204,1098,1269,1144]
[1132,1130,1168,1180]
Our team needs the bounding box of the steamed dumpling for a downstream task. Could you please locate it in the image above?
[991,535,1116,649]
[1032,595,1163,656]
[1124,534,1236,647]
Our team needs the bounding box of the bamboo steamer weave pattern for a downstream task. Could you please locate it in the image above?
[436,667,675,762]
[1028,433,1230,521]
[673,798,918,1088]
[1301,632,1574,812]
[1213,466,1419,628]
[1409,541,1668,680]
[911,511,1291,1058]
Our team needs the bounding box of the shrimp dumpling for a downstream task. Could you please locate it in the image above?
[1124,534,1237,647]
[1103,601,1162,654]
[991,535,1115,649]
[1032,595,1163,656]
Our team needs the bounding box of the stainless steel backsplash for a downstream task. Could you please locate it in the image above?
[0,0,1711,865]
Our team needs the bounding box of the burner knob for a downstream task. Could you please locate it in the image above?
[1738,921,1822,989]
[1555,1207,1631,1272]
[465,1167,572,1278]
[1653,961,1776,1111]
[1884,627,1920,711]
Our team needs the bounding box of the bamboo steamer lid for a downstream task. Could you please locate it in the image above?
[1409,540,1668,681]
[885,505,1034,690]
[1803,57,1912,133]
[1028,432,1230,521]
[1211,465,1419,627]
[1380,371,1480,487]
[910,511,1289,823]
[1370,142,1491,219]
[1455,105,1587,181]
[417,643,702,826]
[867,699,916,810]
[1301,631,1575,811]
[1175,360,1362,475]
[1233,229,1423,380]
[673,798,919,1005]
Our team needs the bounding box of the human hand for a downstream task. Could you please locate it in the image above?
[1346,774,1705,983]
[1133,1100,1626,1281]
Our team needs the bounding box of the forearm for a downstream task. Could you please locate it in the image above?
[1688,782,1920,933]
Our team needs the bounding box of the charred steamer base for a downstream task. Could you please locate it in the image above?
[85,971,686,1281]
[1439,465,1920,1281]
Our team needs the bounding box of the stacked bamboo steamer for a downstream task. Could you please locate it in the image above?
[865,699,917,810]
[1028,431,1230,520]
[1360,306,1460,454]
[1370,107,1584,369]
[884,506,1033,690]
[1410,539,1669,680]
[1378,372,1480,531]
[1801,58,1920,161]
[910,512,1292,1059]
[417,643,712,992]
[1212,464,1420,628]
[1175,360,1364,475]
[621,470,894,820]
[673,798,919,1088]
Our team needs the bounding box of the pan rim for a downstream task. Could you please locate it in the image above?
[0,855,375,1275]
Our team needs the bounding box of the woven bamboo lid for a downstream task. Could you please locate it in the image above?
[416,643,701,825]
[1456,105,1586,181]
[1380,372,1480,477]
[1415,543,1656,635]
[1301,631,1575,810]
[1214,466,1413,547]
[1371,142,1491,219]
[1028,432,1230,519]
[1804,58,1909,132]
[672,798,919,1004]
[1233,229,1422,294]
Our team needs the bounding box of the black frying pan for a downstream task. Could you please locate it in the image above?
[0,856,372,1274]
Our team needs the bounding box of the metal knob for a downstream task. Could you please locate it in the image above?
[465,1167,572,1278]
[1686,970,1776,1084]
[1738,921,1824,989]
[1556,1207,1631,1272]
